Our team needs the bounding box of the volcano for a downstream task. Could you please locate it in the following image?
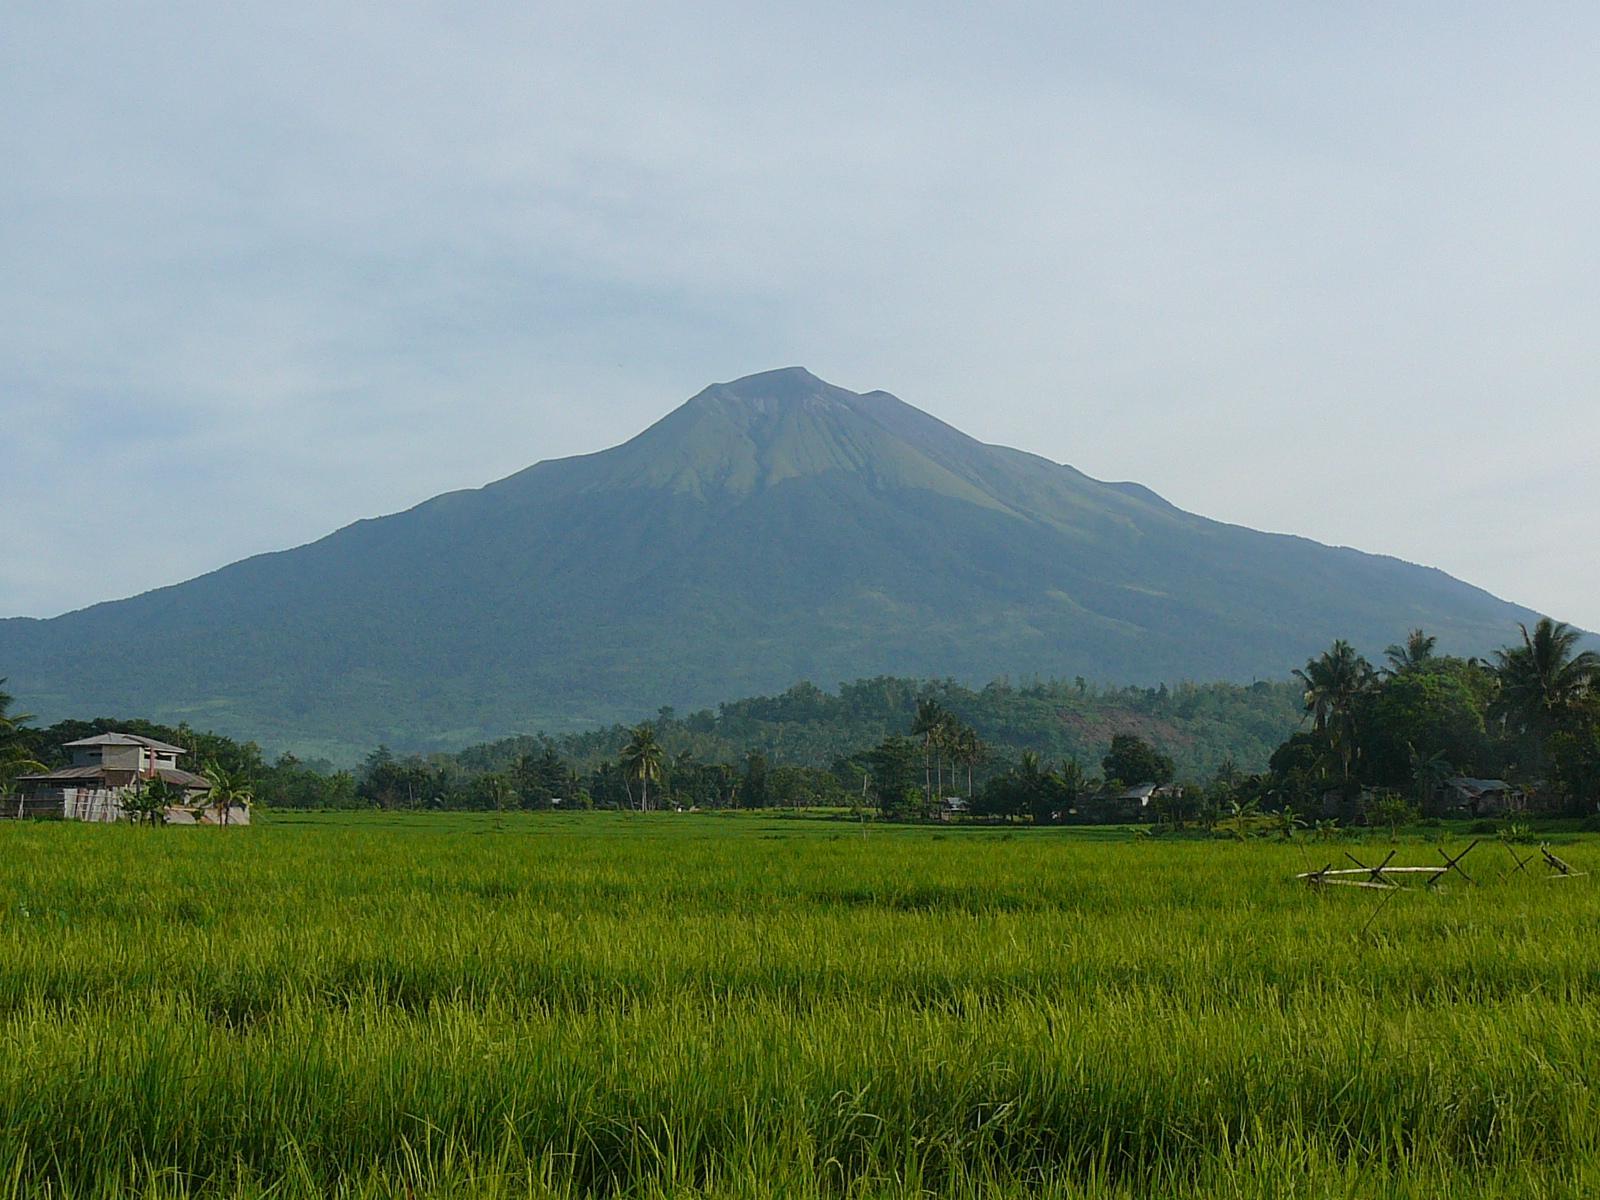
[0,368,1551,755]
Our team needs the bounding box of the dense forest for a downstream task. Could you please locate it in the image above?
[968,620,1600,828]
[452,675,1301,778]
[2,619,1596,825]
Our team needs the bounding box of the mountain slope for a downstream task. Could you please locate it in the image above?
[0,367,1555,757]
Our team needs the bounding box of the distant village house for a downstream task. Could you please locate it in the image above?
[1438,776,1526,818]
[1072,782,1176,824]
[10,732,248,824]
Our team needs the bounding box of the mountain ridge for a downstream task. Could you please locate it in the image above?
[0,368,1563,758]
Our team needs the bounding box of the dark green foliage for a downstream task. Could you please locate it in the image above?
[1546,693,1600,812]
[1268,730,1332,784]
[511,744,572,810]
[974,753,1086,824]
[769,764,849,810]
[1101,733,1174,787]
[356,748,437,810]
[1153,784,1208,830]
[9,620,1597,825]
[456,675,1304,788]
[1360,659,1494,786]
[738,751,770,809]
[1493,619,1600,776]
[1384,628,1439,674]
[0,679,45,794]
[259,754,359,809]
[863,736,922,818]
[1265,626,1600,818]
[0,369,1563,759]
[1292,640,1376,779]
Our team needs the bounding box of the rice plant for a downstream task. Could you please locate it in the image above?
[0,813,1595,1197]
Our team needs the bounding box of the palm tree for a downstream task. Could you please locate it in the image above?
[933,712,968,801]
[1407,744,1453,815]
[620,724,664,812]
[911,699,947,804]
[0,680,32,735]
[1493,619,1600,743]
[1058,757,1087,813]
[0,681,44,803]
[669,750,700,809]
[952,725,986,798]
[203,764,254,826]
[1293,641,1375,780]
[1384,629,1438,675]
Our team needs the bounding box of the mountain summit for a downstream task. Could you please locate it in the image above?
[0,369,1551,755]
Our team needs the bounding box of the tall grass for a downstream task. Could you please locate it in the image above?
[0,813,1596,1197]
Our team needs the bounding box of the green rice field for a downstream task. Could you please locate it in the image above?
[1,812,1597,1198]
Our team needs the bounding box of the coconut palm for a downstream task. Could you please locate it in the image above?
[203,763,254,826]
[1493,619,1600,741]
[620,724,664,812]
[911,699,948,803]
[1384,629,1438,675]
[1293,641,1375,779]
[1058,757,1087,797]
[0,681,44,799]
[951,725,986,798]
[932,712,968,801]
[1407,744,1453,814]
[0,680,31,735]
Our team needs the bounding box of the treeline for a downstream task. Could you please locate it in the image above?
[0,673,1300,815]
[1261,620,1600,816]
[348,675,1301,815]
[6,620,1595,824]
[357,738,856,813]
[912,620,1600,829]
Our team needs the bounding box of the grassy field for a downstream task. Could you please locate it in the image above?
[1,812,1597,1198]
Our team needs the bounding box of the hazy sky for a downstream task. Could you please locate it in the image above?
[3,3,1596,629]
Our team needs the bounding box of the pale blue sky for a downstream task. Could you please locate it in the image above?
[2,3,1596,629]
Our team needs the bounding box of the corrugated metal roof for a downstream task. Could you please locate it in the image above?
[62,732,188,754]
[156,767,212,789]
[16,764,211,790]
[1447,776,1515,793]
[16,765,121,782]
